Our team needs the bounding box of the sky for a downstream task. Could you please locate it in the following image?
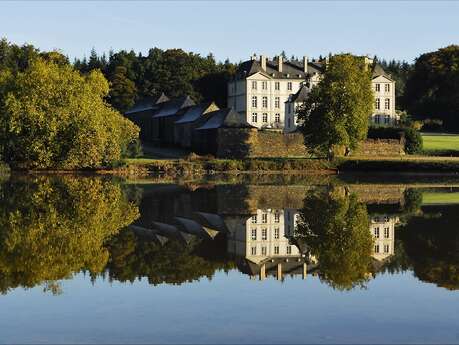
[1,1,459,63]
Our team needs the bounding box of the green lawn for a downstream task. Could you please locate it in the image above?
[422,192,459,205]
[422,133,459,155]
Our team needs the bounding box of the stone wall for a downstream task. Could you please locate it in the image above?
[353,138,405,156]
[209,128,405,158]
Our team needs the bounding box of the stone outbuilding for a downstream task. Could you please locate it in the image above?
[174,102,219,148]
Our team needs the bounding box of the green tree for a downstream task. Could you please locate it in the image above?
[0,58,139,169]
[294,186,373,290]
[405,45,459,131]
[0,176,139,294]
[109,66,137,112]
[297,54,374,159]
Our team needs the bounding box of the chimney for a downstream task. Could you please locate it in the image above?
[260,55,267,71]
[251,53,257,61]
[303,55,308,73]
[278,56,283,72]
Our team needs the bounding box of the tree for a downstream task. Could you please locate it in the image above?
[297,54,374,159]
[0,176,139,294]
[404,45,459,131]
[108,66,137,112]
[294,186,373,290]
[0,58,139,169]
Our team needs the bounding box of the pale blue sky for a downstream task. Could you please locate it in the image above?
[1,1,458,63]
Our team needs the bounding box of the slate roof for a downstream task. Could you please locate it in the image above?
[174,102,216,124]
[154,95,196,118]
[196,108,254,130]
[125,93,169,115]
[371,63,393,80]
[290,85,310,103]
[235,58,325,80]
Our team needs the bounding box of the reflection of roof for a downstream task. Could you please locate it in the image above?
[196,108,254,130]
[174,102,216,124]
[125,93,169,115]
[193,212,229,233]
[153,96,195,118]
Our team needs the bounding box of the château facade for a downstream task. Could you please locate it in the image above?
[228,54,397,132]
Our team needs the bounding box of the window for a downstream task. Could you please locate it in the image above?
[262,228,267,240]
[261,246,267,255]
[251,229,257,240]
[385,98,390,110]
[384,227,390,238]
[288,103,292,113]
[287,82,292,91]
[384,115,390,124]
[262,213,267,223]
[374,227,380,238]
[275,113,280,123]
[252,96,257,108]
[288,118,291,128]
[385,84,390,92]
[274,213,280,223]
[274,246,280,254]
[287,246,292,254]
[262,113,268,123]
[262,81,267,90]
[262,96,268,108]
[375,98,380,110]
[375,115,381,124]
[374,245,380,253]
[251,246,257,255]
[274,228,280,239]
[275,97,280,108]
[252,81,257,90]
[251,215,257,224]
[384,244,390,253]
[252,112,258,123]
[275,82,280,90]
[375,83,380,92]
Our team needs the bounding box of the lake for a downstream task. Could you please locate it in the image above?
[0,174,458,344]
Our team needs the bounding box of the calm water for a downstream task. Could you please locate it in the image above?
[0,175,458,344]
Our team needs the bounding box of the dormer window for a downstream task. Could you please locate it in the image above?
[286,73,290,78]
[298,74,301,77]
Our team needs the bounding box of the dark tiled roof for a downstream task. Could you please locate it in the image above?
[125,93,170,115]
[174,102,217,124]
[153,95,196,118]
[290,85,310,103]
[235,58,325,80]
[196,108,254,130]
[372,63,392,80]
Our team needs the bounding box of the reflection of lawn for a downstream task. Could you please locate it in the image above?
[422,192,459,205]
[422,133,459,155]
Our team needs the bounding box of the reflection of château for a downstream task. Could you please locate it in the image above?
[370,215,398,261]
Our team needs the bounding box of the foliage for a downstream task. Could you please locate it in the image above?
[74,48,237,108]
[421,118,444,132]
[297,54,374,158]
[105,228,234,285]
[404,127,423,154]
[294,186,373,290]
[108,66,137,112]
[0,176,139,294]
[405,45,459,131]
[0,58,139,169]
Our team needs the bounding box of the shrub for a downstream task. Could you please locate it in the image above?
[421,119,444,132]
[404,127,423,154]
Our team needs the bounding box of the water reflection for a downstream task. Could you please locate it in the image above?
[0,176,458,294]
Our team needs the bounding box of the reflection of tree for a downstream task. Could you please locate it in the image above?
[0,176,139,294]
[295,187,373,290]
[397,205,459,290]
[105,229,235,285]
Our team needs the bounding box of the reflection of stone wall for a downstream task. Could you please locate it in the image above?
[348,185,405,205]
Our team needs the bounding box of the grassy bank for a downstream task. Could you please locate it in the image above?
[422,133,459,156]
